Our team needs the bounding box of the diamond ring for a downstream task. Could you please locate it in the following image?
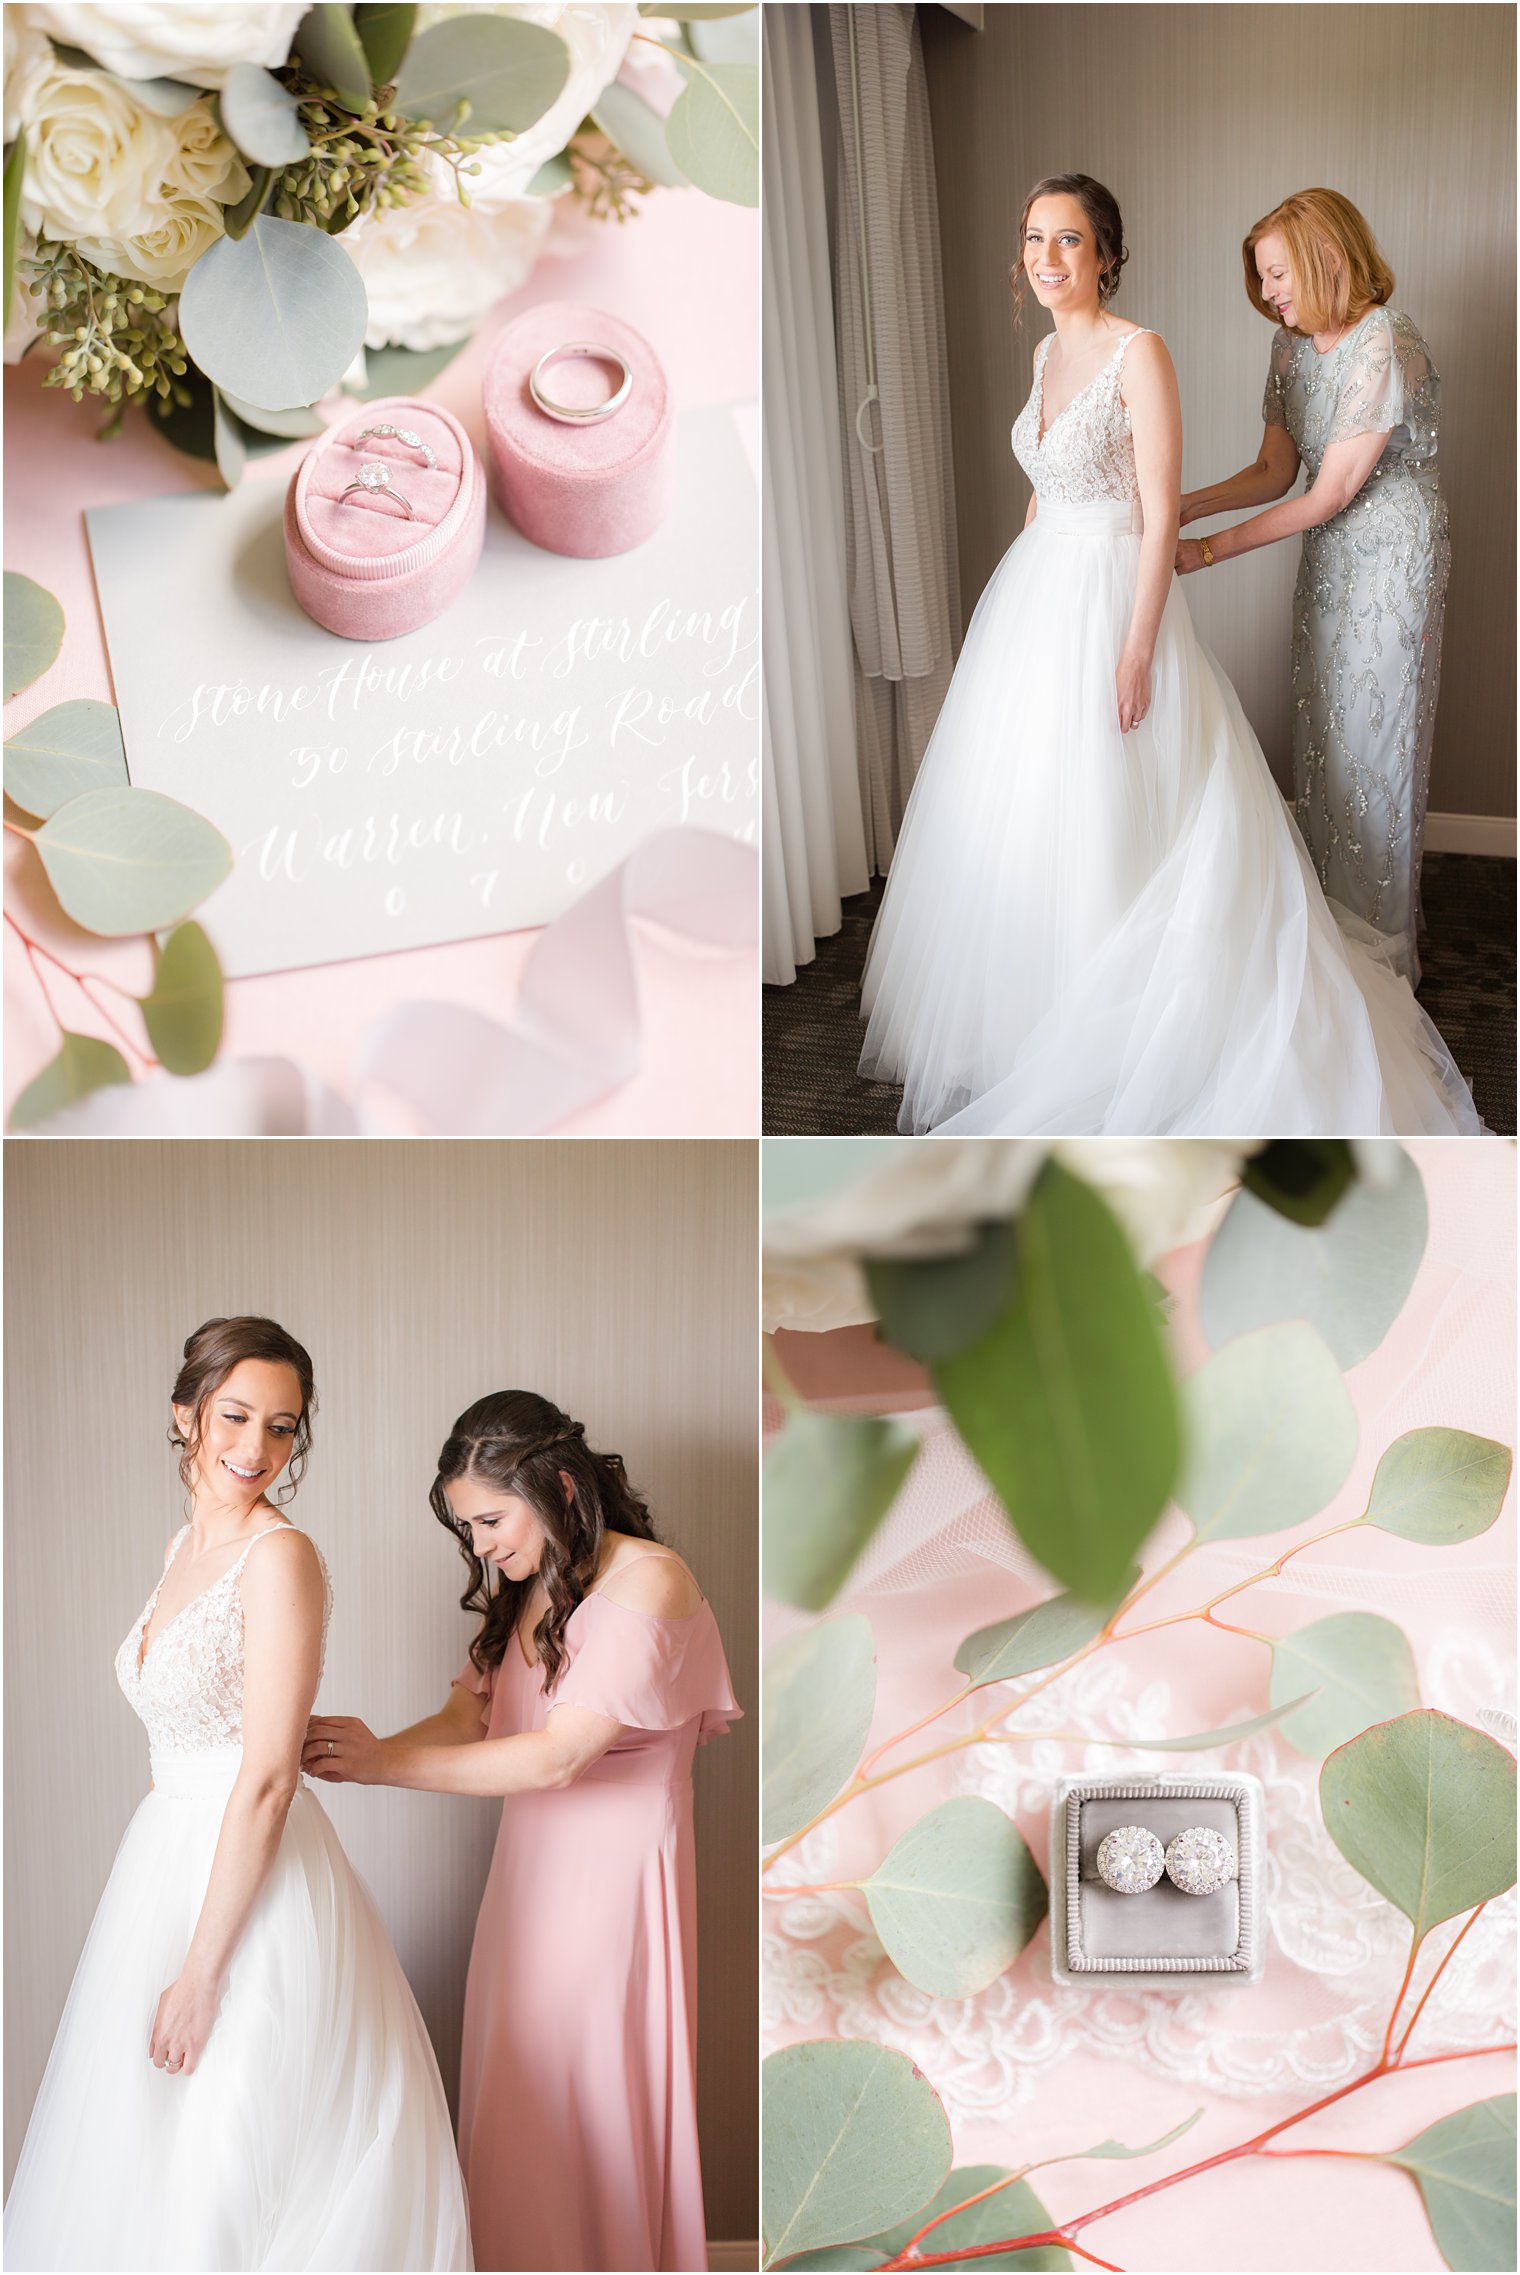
[1095,1825,1165,1894]
[528,340,633,425]
[1165,1826,1237,1895]
[338,461,417,517]
[354,422,436,468]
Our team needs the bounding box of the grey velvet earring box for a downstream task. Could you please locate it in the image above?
[1050,1772,1266,1989]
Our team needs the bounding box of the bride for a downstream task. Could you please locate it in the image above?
[4,1316,472,2272]
[858,173,1481,1137]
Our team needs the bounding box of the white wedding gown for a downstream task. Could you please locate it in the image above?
[4,1524,473,2272]
[858,328,1481,1135]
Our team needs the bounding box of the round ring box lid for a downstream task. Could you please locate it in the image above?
[482,301,674,558]
[284,396,486,641]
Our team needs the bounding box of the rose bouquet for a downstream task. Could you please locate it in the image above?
[2,1,758,476]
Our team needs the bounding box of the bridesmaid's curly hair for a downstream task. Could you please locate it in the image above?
[168,1316,317,1509]
[1009,173,1129,320]
[432,1391,658,1692]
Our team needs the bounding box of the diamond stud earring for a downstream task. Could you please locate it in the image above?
[1164,1826,1237,1895]
[1095,1825,1165,1893]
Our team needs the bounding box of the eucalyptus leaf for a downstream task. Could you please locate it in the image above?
[353,0,416,86]
[117,78,203,117]
[1177,1321,1357,1542]
[1386,2095,1517,2274]
[1070,2110,1204,2160]
[764,1406,917,1611]
[1269,1613,1420,1759]
[217,390,325,438]
[141,922,224,1075]
[294,3,373,109]
[4,571,65,701]
[591,79,690,189]
[394,15,570,134]
[1112,1695,1317,1752]
[4,700,127,819]
[33,788,233,937]
[639,3,756,15]
[1365,1428,1513,1545]
[860,1797,1047,1997]
[3,128,25,330]
[1240,1138,1356,1227]
[934,1163,1181,1601]
[954,1574,1138,1687]
[179,216,368,412]
[222,164,273,242]
[690,7,761,65]
[345,337,467,398]
[666,59,759,206]
[9,1033,132,1132]
[1200,1141,1427,1366]
[219,62,309,166]
[783,2253,885,2271]
[864,2168,1069,2271]
[763,1616,875,1846]
[212,389,247,489]
[762,2039,952,2268]
[867,1220,1017,1365]
[527,152,575,197]
[1320,1709,1517,1940]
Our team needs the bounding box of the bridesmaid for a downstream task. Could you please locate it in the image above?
[304,1390,739,2273]
[1175,187,1449,982]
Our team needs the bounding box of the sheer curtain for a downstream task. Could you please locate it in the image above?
[762,3,868,986]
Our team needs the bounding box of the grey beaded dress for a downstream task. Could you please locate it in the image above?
[1263,307,1448,983]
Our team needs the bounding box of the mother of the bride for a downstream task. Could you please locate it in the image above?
[1176,188,1449,982]
[304,1391,739,2274]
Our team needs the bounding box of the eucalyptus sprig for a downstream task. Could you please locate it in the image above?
[22,241,191,427]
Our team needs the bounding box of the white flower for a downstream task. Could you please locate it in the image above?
[341,177,553,349]
[4,10,51,142]
[418,2,639,197]
[19,60,180,243]
[25,3,304,88]
[762,1140,1254,1334]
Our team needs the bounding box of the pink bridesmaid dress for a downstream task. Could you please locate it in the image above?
[452,1577,740,2273]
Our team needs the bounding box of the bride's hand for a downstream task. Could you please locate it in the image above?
[304,1714,385,1784]
[149,1970,219,2076]
[1175,538,1208,576]
[1115,649,1152,734]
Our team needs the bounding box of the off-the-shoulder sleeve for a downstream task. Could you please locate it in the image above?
[1326,308,1426,449]
[452,1654,494,1729]
[553,1599,741,1741]
[1261,326,1294,429]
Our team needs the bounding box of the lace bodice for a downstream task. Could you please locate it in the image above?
[115,1521,330,1761]
[1012,329,1150,506]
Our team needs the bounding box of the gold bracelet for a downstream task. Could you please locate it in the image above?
[1200,535,1216,567]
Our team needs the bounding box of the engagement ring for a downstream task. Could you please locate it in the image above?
[354,422,436,468]
[528,341,633,425]
[339,462,417,518]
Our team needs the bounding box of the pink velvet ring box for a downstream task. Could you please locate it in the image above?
[284,397,486,640]
[482,301,673,557]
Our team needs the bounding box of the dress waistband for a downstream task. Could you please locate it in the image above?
[1037,499,1145,536]
[151,1744,310,1799]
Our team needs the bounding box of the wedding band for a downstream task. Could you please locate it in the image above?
[339,462,416,517]
[528,341,633,425]
[1095,1825,1165,1893]
[1165,1826,1237,1895]
[354,422,436,468]
[327,1740,335,1756]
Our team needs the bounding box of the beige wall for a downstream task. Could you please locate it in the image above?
[920,2,1516,814]
[3,1139,758,2241]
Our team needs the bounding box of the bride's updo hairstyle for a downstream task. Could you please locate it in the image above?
[433,1390,659,1690]
[1242,188,1393,335]
[168,1316,317,1507]
[1009,173,1128,319]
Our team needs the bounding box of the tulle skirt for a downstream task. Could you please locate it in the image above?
[858,499,1480,1135]
[4,1749,472,2272]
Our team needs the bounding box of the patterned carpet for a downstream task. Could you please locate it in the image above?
[763,852,1516,1135]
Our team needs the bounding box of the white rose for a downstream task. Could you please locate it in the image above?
[26,3,304,87]
[163,98,249,204]
[20,60,179,243]
[417,2,639,198]
[4,11,52,142]
[76,188,228,290]
[762,1140,1254,1334]
[341,178,553,349]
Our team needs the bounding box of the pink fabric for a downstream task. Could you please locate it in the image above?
[284,397,485,637]
[483,301,673,556]
[3,189,759,1130]
[452,1594,739,2271]
[763,1140,1516,2272]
